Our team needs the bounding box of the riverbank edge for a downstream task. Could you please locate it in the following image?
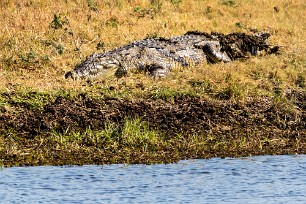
[1,90,305,167]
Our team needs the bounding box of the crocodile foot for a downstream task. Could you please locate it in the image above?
[148,64,171,79]
[195,41,231,63]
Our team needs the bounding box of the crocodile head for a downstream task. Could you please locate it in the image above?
[65,53,120,79]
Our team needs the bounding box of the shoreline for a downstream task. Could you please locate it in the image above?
[1,91,305,167]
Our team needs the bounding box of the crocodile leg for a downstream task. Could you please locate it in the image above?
[148,63,171,79]
[195,41,231,63]
[133,47,172,79]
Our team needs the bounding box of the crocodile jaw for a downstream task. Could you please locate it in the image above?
[65,54,119,79]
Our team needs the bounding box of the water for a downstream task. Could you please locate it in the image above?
[1,155,305,203]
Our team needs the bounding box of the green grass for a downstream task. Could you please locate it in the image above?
[50,117,162,150]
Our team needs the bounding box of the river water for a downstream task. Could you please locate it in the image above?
[1,155,305,203]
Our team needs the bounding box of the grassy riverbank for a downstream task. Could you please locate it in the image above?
[0,0,305,167]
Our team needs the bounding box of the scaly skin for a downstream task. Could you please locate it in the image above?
[65,31,277,79]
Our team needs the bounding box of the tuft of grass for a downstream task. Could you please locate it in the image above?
[87,0,98,11]
[105,17,120,28]
[149,86,197,101]
[50,14,69,30]
[150,0,163,13]
[295,73,305,88]
[189,79,213,94]
[120,118,161,151]
[0,89,53,112]
[221,0,236,7]
[50,117,162,152]
[216,83,245,100]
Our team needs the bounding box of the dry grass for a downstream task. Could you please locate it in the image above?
[0,0,305,97]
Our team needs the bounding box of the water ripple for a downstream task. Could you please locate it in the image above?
[0,155,305,203]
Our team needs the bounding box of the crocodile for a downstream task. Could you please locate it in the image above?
[65,31,279,79]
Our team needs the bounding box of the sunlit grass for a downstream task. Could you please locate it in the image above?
[0,0,305,99]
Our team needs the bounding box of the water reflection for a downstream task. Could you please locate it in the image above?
[1,155,305,203]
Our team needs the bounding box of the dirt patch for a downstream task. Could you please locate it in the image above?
[1,91,306,166]
[1,92,305,137]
